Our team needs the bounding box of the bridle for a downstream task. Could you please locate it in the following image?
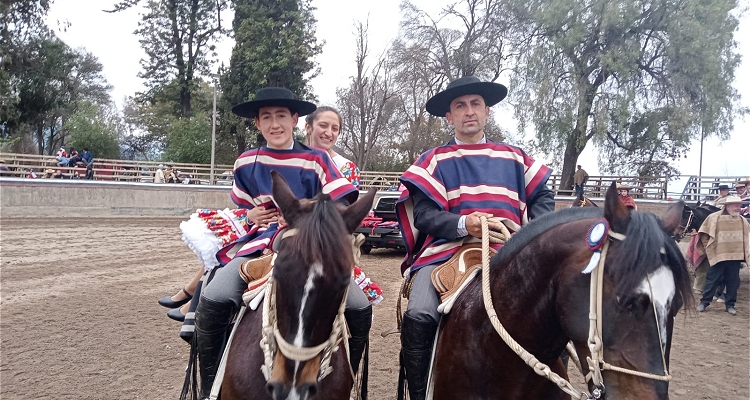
[259,228,351,382]
[672,208,694,241]
[478,216,672,400]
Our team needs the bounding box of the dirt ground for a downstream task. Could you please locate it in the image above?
[1,217,748,399]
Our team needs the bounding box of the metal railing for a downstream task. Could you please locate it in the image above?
[3,153,741,201]
[0,153,234,184]
[678,175,747,202]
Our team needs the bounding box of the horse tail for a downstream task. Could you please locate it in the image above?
[396,350,407,400]
[179,339,199,400]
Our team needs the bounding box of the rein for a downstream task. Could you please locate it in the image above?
[478,216,671,400]
[259,228,351,382]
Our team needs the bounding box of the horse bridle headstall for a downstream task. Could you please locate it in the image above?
[478,216,671,400]
[259,228,351,382]
[673,209,694,241]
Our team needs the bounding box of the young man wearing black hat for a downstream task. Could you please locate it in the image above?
[395,76,555,400]
[193,87,371,398]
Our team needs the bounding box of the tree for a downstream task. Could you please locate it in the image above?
[335,21,399,171]
[11,36,112,154]
[162,111,212,163]
[510,0,743,187]
[107,0,228,117]
[221,0,322,154]
[65,102,122,159]
[0,0,55,126]
[384,0,517,166]
[399,0,518,81]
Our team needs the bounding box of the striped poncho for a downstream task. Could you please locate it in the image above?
[396,141,552,275]
[216,141,358,265]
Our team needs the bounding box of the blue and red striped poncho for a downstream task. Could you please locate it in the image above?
[216,142,358,265]
[396,141,552,275]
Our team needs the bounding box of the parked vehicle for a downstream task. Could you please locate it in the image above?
[355,193,405,253]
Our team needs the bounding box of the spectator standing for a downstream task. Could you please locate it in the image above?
[0,159,9,173]
[696,196,749,315]
[573,164,589,196]
[154,164,165,184]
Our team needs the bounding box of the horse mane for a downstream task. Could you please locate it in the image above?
[284,194,353,277]
[494,207,693,310]
[612,212,692,310]
[494,207,603,266]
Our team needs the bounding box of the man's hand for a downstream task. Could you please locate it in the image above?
[465,212,506,238]
[248,206,280,228]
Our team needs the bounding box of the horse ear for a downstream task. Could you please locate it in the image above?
[270,170,301,223]
[661,200,684,233]
[604,182,630,234]
[340,188,377,233]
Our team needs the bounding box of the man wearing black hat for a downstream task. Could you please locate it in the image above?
[712,184,731,207]
[193,87,372,398]
[395,76,555,399]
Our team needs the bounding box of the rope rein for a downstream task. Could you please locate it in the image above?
[479,216,592,400]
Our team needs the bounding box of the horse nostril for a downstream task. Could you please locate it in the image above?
[301,382,318,397]
[266,381,281,397]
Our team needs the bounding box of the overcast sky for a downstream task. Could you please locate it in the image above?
[47,0,748,187]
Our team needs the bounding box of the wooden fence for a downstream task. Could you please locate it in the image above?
[0,153,234,184]
[0,152,672,199]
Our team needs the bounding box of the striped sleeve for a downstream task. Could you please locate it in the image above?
[521,150,552,200]
[231,150,258,209]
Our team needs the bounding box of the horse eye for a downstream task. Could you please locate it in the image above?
[619,294,650,314]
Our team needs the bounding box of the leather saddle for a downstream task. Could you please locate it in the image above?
[431,243,497,303]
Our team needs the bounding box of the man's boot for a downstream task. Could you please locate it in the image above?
[400,314,437,400]
[194,297,234,399]
[345,305,372,375]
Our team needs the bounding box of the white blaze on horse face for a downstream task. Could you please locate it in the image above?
[291,262,324,388]
[636,265,675,346]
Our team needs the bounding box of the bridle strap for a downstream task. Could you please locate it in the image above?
[586,231,672,392]
[673,210,693,240]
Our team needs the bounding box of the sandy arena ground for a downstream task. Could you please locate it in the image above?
[1,217,748,399]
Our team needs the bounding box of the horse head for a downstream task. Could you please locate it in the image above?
[264,171,375,400]
[568,183,692,399]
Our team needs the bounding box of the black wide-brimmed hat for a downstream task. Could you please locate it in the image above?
[232,87,316,119]
[425,76,508,116]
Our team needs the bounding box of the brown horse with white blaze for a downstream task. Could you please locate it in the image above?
[219,171,376,400]
[429,183,692,399]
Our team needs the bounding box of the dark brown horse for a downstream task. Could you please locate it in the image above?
[430,184,691,399]
[672,201,719,241]
[571,192,599,208]
[220,171,376,400]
